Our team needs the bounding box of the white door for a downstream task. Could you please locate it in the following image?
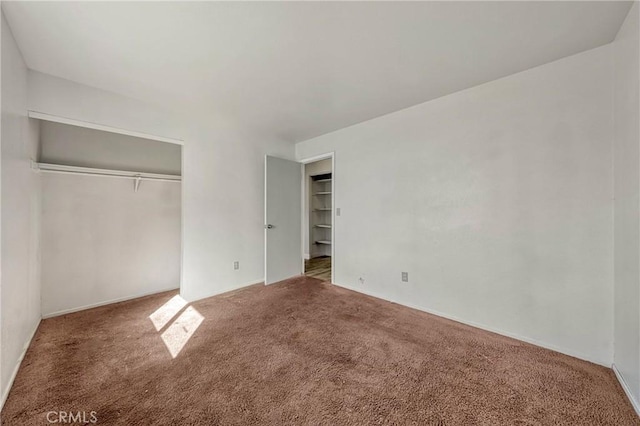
[265,155,302,284]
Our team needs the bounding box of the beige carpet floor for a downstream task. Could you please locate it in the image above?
[1,276,638,425]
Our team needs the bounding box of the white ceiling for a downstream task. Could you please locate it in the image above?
[2,1,632,143]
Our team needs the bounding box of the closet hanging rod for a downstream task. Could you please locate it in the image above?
[35,162,182,183]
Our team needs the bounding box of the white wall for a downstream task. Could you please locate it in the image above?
[296,45,614,366]
[40,121,182,175]
[180,120,293,301]
[28,71,184,143]
[40,173,181,317]
[1,12,41,406]
[304,159,332,259]
[613,1,640,409]
[27,71,295,304]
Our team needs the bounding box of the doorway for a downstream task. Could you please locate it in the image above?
[303,158,333,282]
[264,153,334,285]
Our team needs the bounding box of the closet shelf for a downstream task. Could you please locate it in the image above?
[35,162,182,183]
[310,171,332,254]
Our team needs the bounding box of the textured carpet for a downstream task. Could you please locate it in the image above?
[2,276,638,425]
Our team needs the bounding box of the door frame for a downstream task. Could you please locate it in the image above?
[299,152,335,284]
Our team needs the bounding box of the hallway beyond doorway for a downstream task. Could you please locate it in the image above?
[304,256,331,282]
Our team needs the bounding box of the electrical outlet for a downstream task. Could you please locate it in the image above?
[336,208,341,216]
[401,272,408,282]
[233,261,240,270]
[359,277,365,285]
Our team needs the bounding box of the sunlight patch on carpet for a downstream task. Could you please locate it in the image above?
[149,295,188,331]
[160,306,204,358]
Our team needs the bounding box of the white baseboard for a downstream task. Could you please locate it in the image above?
[613,364,640,417]
[1,318,41,411]
[42,287,179,318]
[304,253,310,260]
[331,281,609,367]
[183,279,265,302]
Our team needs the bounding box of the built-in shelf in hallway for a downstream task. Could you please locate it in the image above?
[310,171,332,260]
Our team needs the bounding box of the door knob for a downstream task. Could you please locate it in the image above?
[265,224,274,229]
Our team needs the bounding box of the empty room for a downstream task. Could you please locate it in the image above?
[1,1,640,424]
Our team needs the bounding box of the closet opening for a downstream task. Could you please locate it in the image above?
[34,118,182,318]
[303,158,333,282]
